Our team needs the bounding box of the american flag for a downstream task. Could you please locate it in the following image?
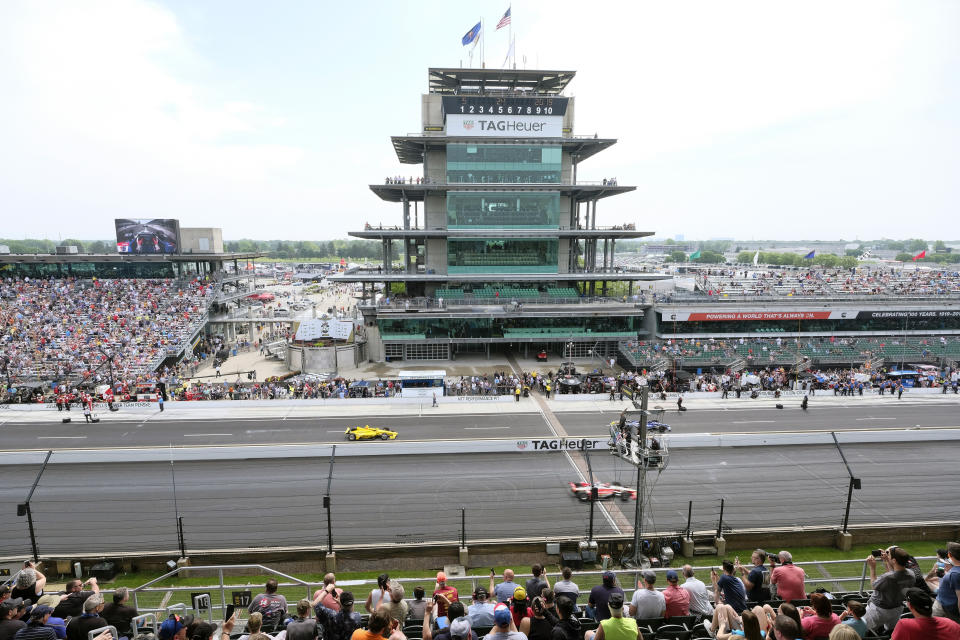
[496,7,511,30]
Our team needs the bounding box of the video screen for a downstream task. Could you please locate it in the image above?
[115,219,180,254]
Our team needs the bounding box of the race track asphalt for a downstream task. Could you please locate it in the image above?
[1,440,955,558]
[0,403,957,449]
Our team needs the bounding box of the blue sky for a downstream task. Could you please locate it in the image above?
[0,0,958,241]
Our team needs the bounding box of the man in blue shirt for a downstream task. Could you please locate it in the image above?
[934,542,960,622]
[712,561,747,614]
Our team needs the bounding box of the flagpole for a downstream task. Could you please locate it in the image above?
[509,5,514,68]
[481,16,485,68]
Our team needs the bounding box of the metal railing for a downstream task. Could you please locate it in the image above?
[123,556,937,620]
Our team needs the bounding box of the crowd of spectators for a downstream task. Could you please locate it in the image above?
[1,277,214,388]
[695,267,960,298]
[3,545,959,640]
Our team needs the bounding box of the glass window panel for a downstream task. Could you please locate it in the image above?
[447,192,561,228]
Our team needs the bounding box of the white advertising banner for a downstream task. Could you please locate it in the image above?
[295,318,354,341]
[446,114,563,138]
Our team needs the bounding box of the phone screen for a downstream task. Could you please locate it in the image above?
[224,604,236,621]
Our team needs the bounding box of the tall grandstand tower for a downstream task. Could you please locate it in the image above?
[334,67,666,361]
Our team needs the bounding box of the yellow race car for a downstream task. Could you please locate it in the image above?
[345,425,398,441]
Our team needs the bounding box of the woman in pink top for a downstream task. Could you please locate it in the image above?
[801,593,840,638]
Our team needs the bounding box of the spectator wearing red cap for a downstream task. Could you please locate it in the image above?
[662,571,690,619]
[433,574,458,619]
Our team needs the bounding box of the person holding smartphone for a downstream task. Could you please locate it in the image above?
[863,547,915,634]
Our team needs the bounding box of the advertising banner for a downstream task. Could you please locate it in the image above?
[446,113,563,138]
[662,310,851,322]
[115,219,180,254]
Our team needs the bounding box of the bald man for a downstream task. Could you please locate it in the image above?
[490,569,519,604]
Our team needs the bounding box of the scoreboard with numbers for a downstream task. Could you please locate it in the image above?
[441,96,568,119]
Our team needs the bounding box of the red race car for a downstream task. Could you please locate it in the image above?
[569,481,637,502]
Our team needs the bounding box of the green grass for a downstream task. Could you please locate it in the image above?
[99,537,950,613]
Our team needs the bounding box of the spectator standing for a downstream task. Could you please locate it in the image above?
[551,569,579,608]
[367,575,392,614]
[313,591,360,640]
[312,574,341,613]
[525,567,550,600]
[248,580,288,630]
[491,571,519,605]
[863,547,915,634]
[712,562,747,614]
[101,588,138,639]
[891,588,960,639]
[52,579,99,620]
[433,574,459,618]
[587,572,624,622]
[770,552,806,602]
[11,565,47,603]
[662,571,690,619]
[680,565,714,619]
[628,572,664,620]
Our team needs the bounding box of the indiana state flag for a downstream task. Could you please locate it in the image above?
[462,21,481,46]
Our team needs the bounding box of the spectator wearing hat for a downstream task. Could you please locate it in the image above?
[490,570,519,606]
[11,565,46,604]
[891,588,960,639]
[65,594,106,640]
[934,542,960,622]
[157,614,193,640]
[467,589,495,627]
[13,606,56,640]
[101,588,138,639]
[584,593,636,640]
[507,588,532,629]
[483,605,524,640]
[679,565,713,619]
[524,567,550,601]
[712,561,747,614]
[587,572,624,622]
[433,574,458,619]
[313,590,361,640]
[52,579,99,620]
[0,600,27,640]
[769,551,805,603]
[248,580,288,630]
[662,571,690,619]
[283,600,318,640]
[448,618,474,640]
[864,547,915,634]
[628,571,664,620]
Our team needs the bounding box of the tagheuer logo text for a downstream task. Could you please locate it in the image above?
[479,120,546,132]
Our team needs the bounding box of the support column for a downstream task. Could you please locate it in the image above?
[610,239,616,271]
[382,239,389,273]
[402,199,412,274]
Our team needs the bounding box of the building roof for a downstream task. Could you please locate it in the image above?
[391,135,616,164]
[428,67,575,95]
[369,181,634,203]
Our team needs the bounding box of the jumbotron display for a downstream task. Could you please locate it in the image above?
[115,218,180,254]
